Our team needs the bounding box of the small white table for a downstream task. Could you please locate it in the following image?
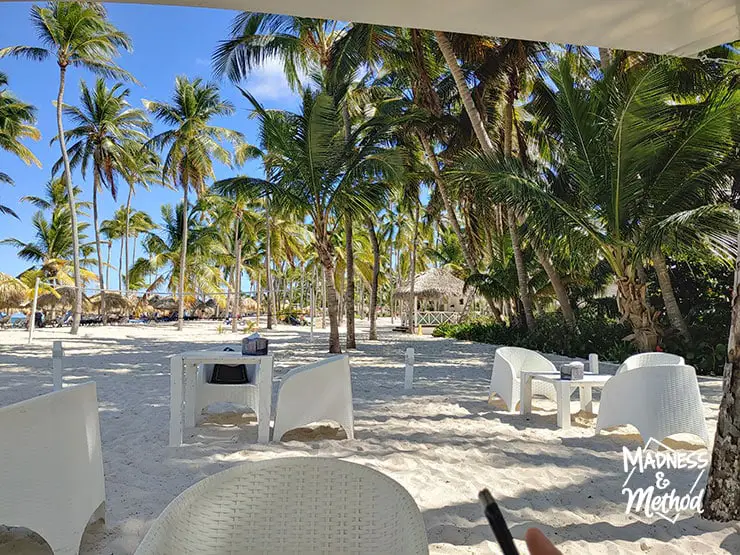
[520,371,611,429]
[169,351,274,447]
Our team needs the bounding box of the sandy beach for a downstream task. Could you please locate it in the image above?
[0,319,737,554]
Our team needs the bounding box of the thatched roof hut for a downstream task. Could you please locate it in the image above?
[151,296,179,311]
[36,286,90,310]
[240,297,258,312]
[0,272,29,310]
[89,292,130,313]
[395,268,465,300]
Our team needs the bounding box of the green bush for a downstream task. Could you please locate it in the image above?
[434,312,637,363]
[434,311,725,375]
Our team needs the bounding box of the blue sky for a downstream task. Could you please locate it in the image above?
[0,2,302,278]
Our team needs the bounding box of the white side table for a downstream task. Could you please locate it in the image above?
[169,351,273,446]
[520,371,611,429]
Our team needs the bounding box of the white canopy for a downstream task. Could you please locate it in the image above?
[105,0,739,56]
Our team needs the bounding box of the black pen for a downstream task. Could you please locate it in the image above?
[479,488,520,555]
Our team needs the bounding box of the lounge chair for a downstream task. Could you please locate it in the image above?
[134,457,428,554]
[616,352,685,374]
[596,364,709,445]
[273,354,355,441]
[489,346,558,411]
[0,382,105,555]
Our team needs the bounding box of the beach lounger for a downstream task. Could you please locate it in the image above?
[273,354,355,441]
[134,457,428,554]
[489,346,558,411]
[596,364,709,445]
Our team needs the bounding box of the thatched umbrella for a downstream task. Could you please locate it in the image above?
[36,286,89,310]
[151,296,179,311]
[395,268,465,300]
[89,292,130,313]
[0,272,29,311]
[239,297,258,312]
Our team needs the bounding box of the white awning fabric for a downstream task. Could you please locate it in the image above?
[104,0,739,56]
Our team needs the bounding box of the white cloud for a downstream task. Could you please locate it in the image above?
[195,57,209,66]
[242,56,305,101]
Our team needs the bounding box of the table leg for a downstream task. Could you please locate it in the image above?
[520,374,533,415]
[185,362,197,428]
[556,382,571,429]
[169,356,183,447]
[580,384,594,413]
[257,356,273,443]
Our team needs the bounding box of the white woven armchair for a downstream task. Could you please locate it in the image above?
[273,354,355,441]
[596,364,709,445]
[616,352,685,374]
[489,347,558,411]
[0,382,105,555]
[134,457,429,554]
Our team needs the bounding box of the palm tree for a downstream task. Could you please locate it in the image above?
[1,1,133,334]
[459,56,737,350]
[144,76,243,330]
[128,202,226,301]
[0,71,40,216]
[59,78,150,321]
[217,89,398,353]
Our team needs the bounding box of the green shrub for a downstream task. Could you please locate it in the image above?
[434,311,725,375]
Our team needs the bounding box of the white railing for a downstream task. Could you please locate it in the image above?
[401,311,460,327]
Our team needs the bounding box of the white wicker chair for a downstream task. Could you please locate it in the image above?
[134,457,429,554]
[596,364,709,445]
[616,352,685,375]
[273,355,355,441]
[0,382,105,555]
[489,347,558,411]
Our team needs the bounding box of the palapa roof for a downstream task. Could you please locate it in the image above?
[36,286,90,310]
[89,292,130,313]
[0,272,29,310]
[395,268,465,300]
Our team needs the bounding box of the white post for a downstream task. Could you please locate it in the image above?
[309,283,315,342]
[169,355,184,447]
[589,353,599,374]
[405,347,414,390]
[27,277,40,344]
[52,340,63,390]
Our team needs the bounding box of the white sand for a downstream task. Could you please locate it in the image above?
[0,319,737,554]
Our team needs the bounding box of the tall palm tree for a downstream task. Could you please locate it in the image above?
[0,71,40,216]
[128,202,226,300]
[0,1,133,334]
[460,56,737,350]
[217,89,398,353]
[59,78,150,321]
[144,76,243,330]
[114,140,162,297]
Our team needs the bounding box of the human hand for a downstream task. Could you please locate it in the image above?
[525,528,562,554]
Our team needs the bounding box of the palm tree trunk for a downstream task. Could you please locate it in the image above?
[322,266,327,328]
[56,64,82,335]
[345,215,356,349]
[256,270,261,327]
[118,236,123,293]
[615,274,659,351]
[435,31,495,152]
[704,230,740,520]
[535,248,576,329]
[408,202,420,334]
[265,198,274,329]
[316,234,341,354]
[92,174,107,324]
[653,251,690,340]
[598,47,612,71]
[367,217,380,340]
[177,186,188,331]
[231,215,242,333]
[508,209,535,330]
[124,186,132,294]
[418,131,477,272]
